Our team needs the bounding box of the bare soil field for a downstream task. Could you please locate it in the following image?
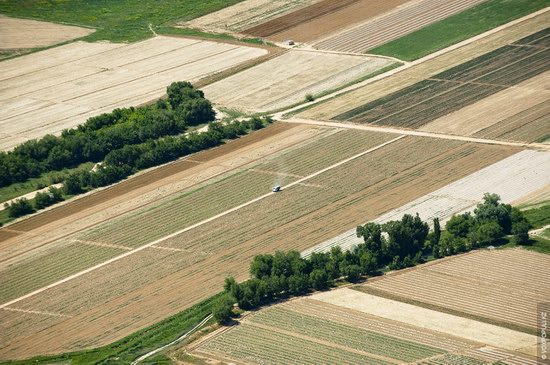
[314,0,487,53]
[300,11,550,120]
[304,149,550,256]
[203,50,394,112]
[243,0,412,43]
[360,248,550,332]
[0,36,267,150]
[0,15,94,51]
[181,0,322,33]
[0,135,518,359]
[315,288,537,352]
[331,31,550,142]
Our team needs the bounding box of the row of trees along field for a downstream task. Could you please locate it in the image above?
[2,81,272,219]
[214,193,531,323]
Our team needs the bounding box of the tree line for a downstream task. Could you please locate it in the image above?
[213,193,531,323]
[3,81,272,219]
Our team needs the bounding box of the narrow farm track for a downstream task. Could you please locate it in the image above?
[283,118,550,150]
[0,135,404,310]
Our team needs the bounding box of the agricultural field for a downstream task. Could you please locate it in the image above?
[0,15,94,59]
[331,29,550,143]
[241,0,412,43]
[0,132,519,359]
[359,248,550,333]
[300,10,550,120]
[314,0,487,53]
[0,36,267,151]
[304,149,550,256]
[203,49,395,112]
[191,279,540,364]
[181,0,322,34]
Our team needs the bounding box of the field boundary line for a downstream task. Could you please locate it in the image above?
[284,118,550,151]
[0,136,404,309]
[2,307,71,318]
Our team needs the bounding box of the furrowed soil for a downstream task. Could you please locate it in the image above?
[243,0,412,43]
[0,135,517,360]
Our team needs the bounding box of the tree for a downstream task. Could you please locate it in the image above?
[309,269,329,290]
[445,212,475,238]
[5,198,35,218]
[356,222,383,252]
[250,254,273,279]
[288,274,309,295]
[474,193,512,234]
[341,264,361,282]
[512,219,530,245]
[472,221,503,246]
[212,294,235,325]
[64,172,84,195]
[359,251,378,275]
[432,217,441,246]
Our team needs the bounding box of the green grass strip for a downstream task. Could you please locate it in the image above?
[369,0,550,61]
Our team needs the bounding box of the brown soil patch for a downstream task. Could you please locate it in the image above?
[0,15,94,50]
[243,0,411,43]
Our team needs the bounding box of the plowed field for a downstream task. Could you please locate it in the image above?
[361,248,550,332]
[330,28,550,143]
[314,0,487,53]
[243,0,412,43]
[301,11,550,120]
[0,133,517,360]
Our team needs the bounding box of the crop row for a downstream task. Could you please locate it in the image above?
[332,38,550,130]
[419,354,487,365]
[284,299,474,353]
[198,322,393,365]
[0,242,124,304]
[513,26,550,47]
[257,129,395,176]
[249,306,444,361]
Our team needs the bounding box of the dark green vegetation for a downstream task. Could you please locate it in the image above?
[369,0,550,61]
[0,295,219,365]
[0,0,245,42]
[219,193,531,318]
[335,29,550,136]
[0,81,271,223]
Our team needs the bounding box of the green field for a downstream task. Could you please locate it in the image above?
[369,0,550,61]
[0,0,245,42]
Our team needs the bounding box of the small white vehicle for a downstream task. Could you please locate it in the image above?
[272,185,281,192]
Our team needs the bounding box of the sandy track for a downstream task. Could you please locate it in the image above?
[312,288,537,352]
[0,15,94,50]
[300,9,550,119]
[203,50,394,112]
[314,0,487,53]
[0,36,266,150]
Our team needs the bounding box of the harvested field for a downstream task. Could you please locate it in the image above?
[0,36,266,150]
[243,0,412,43]
[203,50,394,112]
[301,11,550,120]
[313,288,537,351]
[360,249,550,332]
[314,0,486,53]
[0,15,94,50]
[304,149,550,256]
[332,34,550,140]
[182,0,322,33]
[0,135,518,359]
